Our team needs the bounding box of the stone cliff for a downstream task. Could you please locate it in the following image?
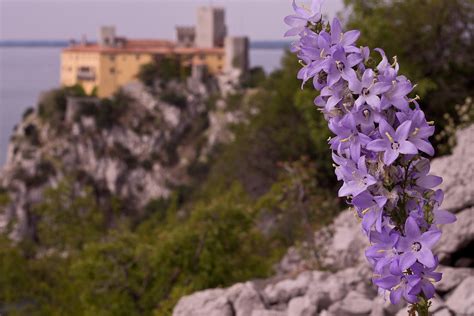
[173,125,474,316]
[0,80,249,240]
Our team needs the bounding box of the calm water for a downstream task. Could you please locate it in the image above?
[0,47,285,165]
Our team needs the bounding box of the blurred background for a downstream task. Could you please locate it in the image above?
[0,0,472,315]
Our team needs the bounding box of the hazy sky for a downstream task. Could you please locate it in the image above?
[0,0,343,41]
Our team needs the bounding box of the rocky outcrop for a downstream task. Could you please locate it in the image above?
[0,81,249,239]
[173,126,474,315]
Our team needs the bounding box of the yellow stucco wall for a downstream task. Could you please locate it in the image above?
[98,52,153,98]
[60,51,101,95]
[193,52,224,74]
[61,49,224,98]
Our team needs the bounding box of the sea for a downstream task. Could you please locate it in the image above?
[0,44,286,166]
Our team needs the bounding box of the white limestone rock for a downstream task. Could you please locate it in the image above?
[435,207,474,264]
[370,295,405,316]
[436,266,474,292]
[173,288,233,316]
[228,282,265,316]
[263,271,313,304]
[287,296,317,316]
[433,308,453,316]
[251,311,286,316]
[337,291,373,315]
[445,276,474,315]
[431,125,474,213]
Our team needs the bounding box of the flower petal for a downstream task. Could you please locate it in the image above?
[420,230,442,248]
[374,276,400,290]
[399,140,418,155]
[416,175,442,189]
[395,120,412,141]
[341,30,360,46]
[411,138,435,156]
[421,282,436,299]
[417,248,436,268]
[400,251,417,271]
[405,217,421,238]
[366,139,389,152]
[383,149,398,165]
[433,209,456,224]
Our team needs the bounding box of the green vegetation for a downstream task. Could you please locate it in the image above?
[241,66,266,88]
[160,91,187,109]
[73,90,132,129]
[2,1,472,313]
[0,50,342,315]
[137,56,191,88]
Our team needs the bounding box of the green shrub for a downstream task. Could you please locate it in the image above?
[70,185,271,315]
[160,91,187,109]
[32,178,105,251]
[22,107,34,120]
[241,66,266,88]
[23,124,40,146]
[37,89,68,125]
[137,57,191,88]
[95,91,132,129]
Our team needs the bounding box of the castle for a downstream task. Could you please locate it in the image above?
[60,7,249,98]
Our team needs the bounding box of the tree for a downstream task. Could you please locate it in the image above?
[344,0,474,153]
[32,178,105,251]
[71,185,271,315]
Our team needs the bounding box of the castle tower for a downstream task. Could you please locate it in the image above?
[99,26,116,47]
[176,26,196,47]
[224,36,249,73]
[195,7,227,48]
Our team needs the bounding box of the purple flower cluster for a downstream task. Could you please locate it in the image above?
[285,0,456,307]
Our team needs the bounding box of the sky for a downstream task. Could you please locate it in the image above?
[0,0,344,41]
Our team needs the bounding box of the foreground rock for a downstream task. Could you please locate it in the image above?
[430,124,474,213]
[173,126,474,315]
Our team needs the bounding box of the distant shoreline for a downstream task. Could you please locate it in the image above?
[0,40,69,47]
[0,40,290,50]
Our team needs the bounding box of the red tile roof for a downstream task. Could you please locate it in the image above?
[63,39,224,55]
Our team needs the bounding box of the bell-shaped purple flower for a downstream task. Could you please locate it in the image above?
[412,158,443,189]
[329,115,372,160]
[284,0,323,37]
[329,17,361,52]
[317,79,345,111]
[366,227,399,273]
[406,262,442,300]
[397,109,435,156]
[324,46,361,86]
[349,69,391,110]
[380,77,413,111]
[338,155,377,197]
[398,217,442,270]
[353,192,387,234]
[373,261,419,305]
[366,120,418,165]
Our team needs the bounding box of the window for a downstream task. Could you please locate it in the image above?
[109,55,115,61]
[110,67,115,74]
[136,54,140,60]
[77,66,96,81]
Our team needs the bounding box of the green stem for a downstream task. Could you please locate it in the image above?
[410,296,431,316]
